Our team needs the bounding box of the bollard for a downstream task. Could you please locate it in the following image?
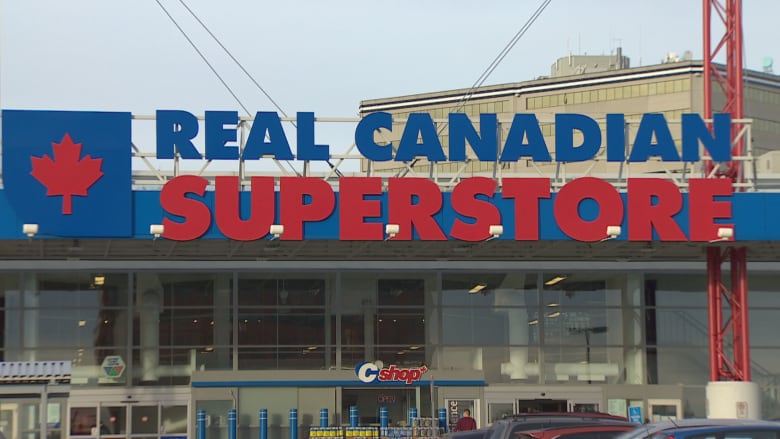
[379,407,388,428]
[197,410,207,439]
[228,409,237,439]
[259,409,268,439]
[290,408,298,439]
[320,408,329,428]
[408,408,418,428]
[438,408,448,433]
[349,406,359,428]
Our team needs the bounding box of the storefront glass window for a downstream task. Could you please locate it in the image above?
[439,272,537,381]
[237,275,331,370]
[1,273,130,386]
[133,273,233,385]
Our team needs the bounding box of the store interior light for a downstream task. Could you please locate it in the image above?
[93,275,105,286]
[468,283,487,294]
[547,311,561,318]
[544,275,567,286]
[528,319,539,325]
[547,303,560,307]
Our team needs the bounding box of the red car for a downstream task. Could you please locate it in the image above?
[517,424,638,439]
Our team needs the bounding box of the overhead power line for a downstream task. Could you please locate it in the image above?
[153,0,251,116]
[155,0,344,177]
[399,0,552,177]
[457,0,553,110]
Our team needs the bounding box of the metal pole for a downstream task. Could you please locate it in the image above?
[40,383,48,439]
[349,406,358,428]
[289,408,298,439]
[320,408,329,428]
[228,409,237,439]
[197,409,207,439]
[259,409,268,439]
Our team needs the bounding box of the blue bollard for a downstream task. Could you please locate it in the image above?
[349,406,359,428]
[408,408,418,427]
[259,409,268,439]
[197,410,207,439]
[438,408,448,433]
[290,408,298,439]
[228,409,237,439]
[379,407,388,428]
[320,408,329,428]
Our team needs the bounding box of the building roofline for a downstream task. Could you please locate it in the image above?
[358,60,780,113]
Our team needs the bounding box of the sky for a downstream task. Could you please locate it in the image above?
[2,0,780,172]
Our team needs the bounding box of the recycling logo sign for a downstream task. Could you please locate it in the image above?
[102,356,126,378]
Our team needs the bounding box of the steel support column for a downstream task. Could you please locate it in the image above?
[703,0,744,181]
[704,0,751,382]
[706,246,750,381]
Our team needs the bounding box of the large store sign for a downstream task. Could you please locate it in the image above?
[0,109,736,242]
[157,110,731,163]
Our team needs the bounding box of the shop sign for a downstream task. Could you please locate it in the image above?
[155,110,731,163]
[356,362,428,385]
[377,394,397,404]
[0,109,736,242]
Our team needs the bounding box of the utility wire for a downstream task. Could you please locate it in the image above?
[153,0,303,176]
[153,0,250,117]
[458,0,552,107]
[175,0,288,119]
[174,0,343,177]
[400,0,552,176]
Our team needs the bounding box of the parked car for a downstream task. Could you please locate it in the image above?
[517,424,638,439]
[615,419,780,439]
[443,412,634,439]
[647,423,780,439]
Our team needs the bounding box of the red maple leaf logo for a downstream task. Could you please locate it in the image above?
[30,133,104,215]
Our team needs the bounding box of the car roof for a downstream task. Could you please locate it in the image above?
[503,413,630,421]
[614,419,780,439]
[661,423,780,436]
[517,424,638,439]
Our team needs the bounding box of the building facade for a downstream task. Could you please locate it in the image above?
[1,58,780,439]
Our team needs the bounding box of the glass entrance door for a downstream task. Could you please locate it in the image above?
[0,404,18,439]
[68,403,188,439]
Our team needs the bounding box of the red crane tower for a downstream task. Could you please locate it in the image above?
[702,0,750,382]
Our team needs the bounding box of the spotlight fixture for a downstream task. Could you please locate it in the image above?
[22,223,39,239]
[149,224,165,240]
[384,223,400,241]
[600,225,622,242]
[269,224,284,240]
[709,226,734,243]
[468,283,487,294]
[486,224,504,241]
